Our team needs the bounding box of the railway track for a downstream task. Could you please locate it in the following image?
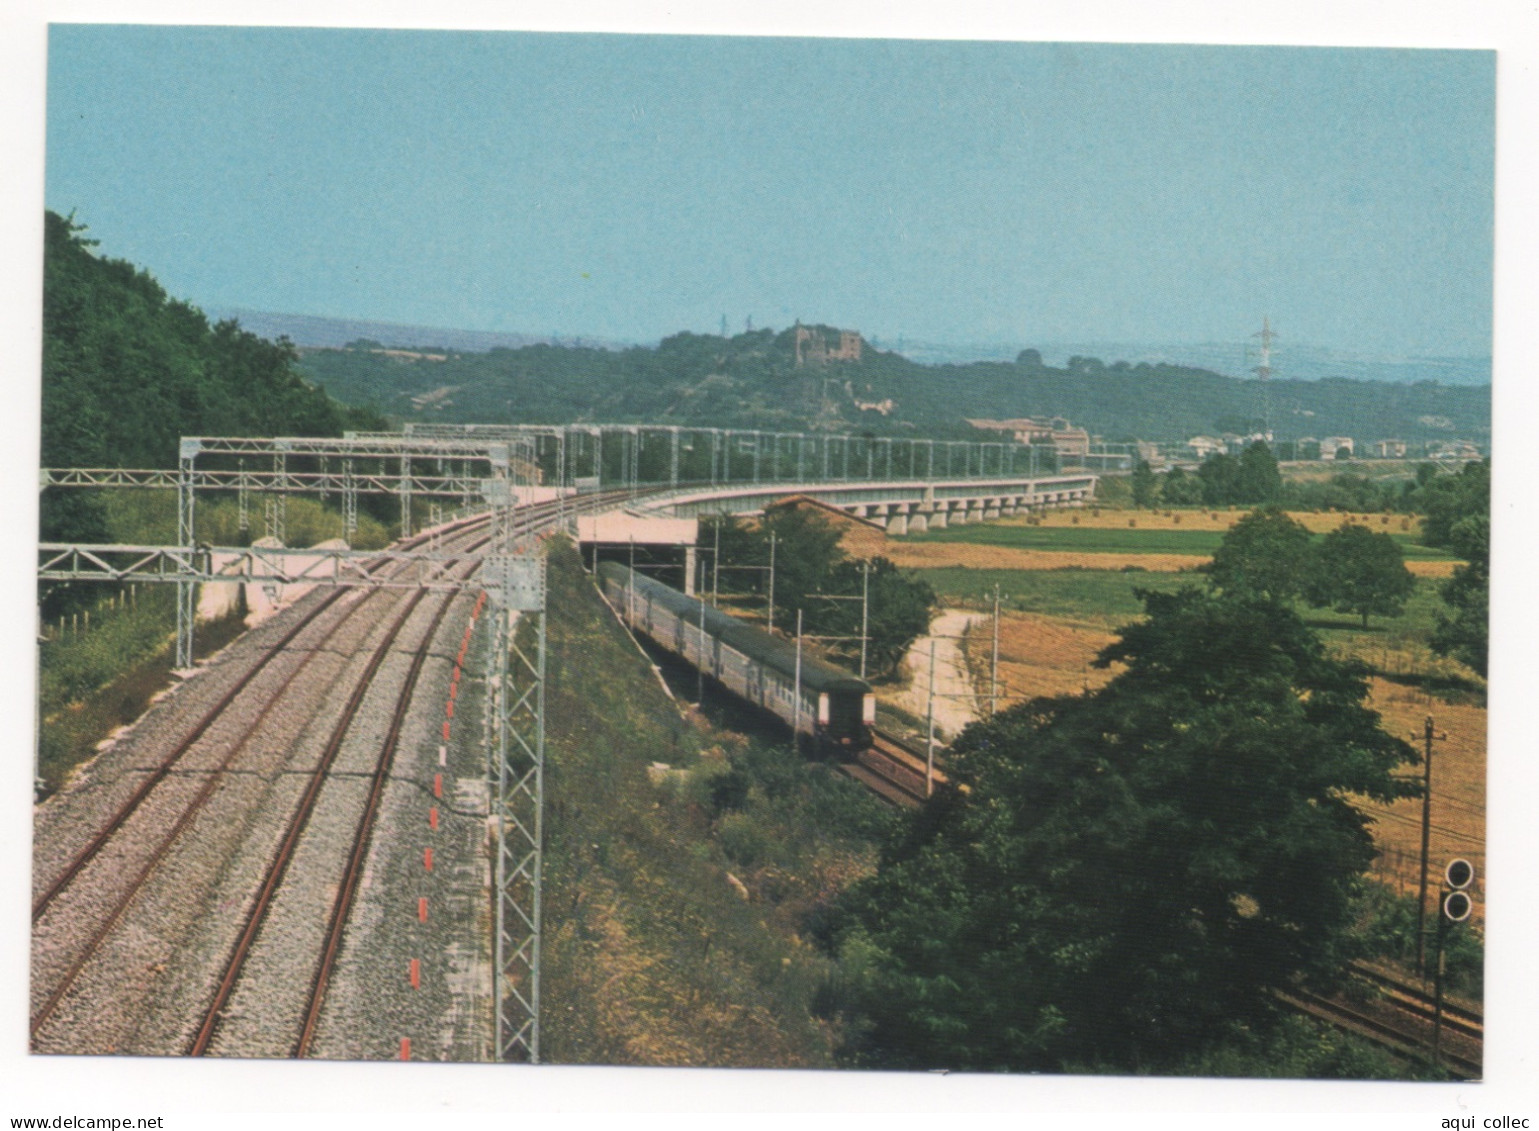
[31,521,495,1052]
[31,516,486,925]
[840,728,948,807]
[32,490,633,1058]
[1277,963,1483,1080]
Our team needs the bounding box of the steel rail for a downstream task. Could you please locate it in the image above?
[1278,988,1481,1080]
[294,589,458,1057]
[31,520,488,923]
[186,585,434,1056]
[30,524,497,1041]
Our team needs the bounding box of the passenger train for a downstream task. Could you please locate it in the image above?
[596,561,875,752]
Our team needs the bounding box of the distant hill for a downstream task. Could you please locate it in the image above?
[291,324,1490,449]
[877,336,1491,388]
[205,307,634,355]
[41,212,385,540]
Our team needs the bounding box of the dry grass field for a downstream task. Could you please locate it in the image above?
[962,612,1119,704]
[882,539,1210,573]
[1356,677,1487,913]
[873,509,1457,577]
[1018,505,1422,536]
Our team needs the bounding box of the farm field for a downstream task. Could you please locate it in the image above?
[1355,677,1486,909]
[892,507,1485,933]
[898,510,1459,564]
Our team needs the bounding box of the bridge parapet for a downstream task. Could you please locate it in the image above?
[635,474,1096,529]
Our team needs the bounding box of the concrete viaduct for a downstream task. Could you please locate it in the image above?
[633,473,1099,533]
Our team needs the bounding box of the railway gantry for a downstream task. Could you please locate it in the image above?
[34,429,641,1061]
[36,422,1097,1063]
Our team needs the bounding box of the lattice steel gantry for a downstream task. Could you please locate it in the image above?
[51,432,554,1059]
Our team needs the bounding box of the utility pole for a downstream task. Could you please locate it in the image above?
[1416,714,1445,979]
[713,516,720,606]
[925,640,937,798]
[697,591,706,704]
[859,561,870,681]
[991,584,1002,717]
[793,609,804,742]
[767,533,777,632]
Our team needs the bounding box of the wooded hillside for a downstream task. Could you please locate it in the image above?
[42,210,379,472]
[294,324,1490,445]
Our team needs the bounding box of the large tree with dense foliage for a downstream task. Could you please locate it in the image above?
[1431,514,1489,677]
[706,509,934,678]
[1198,452,1243,506]
[1204,507,1313,602]
[42,211,373,473]
[1130,459,1158,508]
[1303,523,1416,628]
[831,589,1417,1073]
[1417,460,1490,548]
[1236,441,1283,503]
[1161,465,1204,506]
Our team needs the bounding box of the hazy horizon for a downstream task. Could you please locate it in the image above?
[47,31,1494,361]
[207,303,1495,387]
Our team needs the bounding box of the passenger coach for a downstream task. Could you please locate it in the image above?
[597,562,875,752]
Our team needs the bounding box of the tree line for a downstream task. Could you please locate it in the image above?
[40,211,386,610]
[1135,442,1489,521]
[294,323,1490,447]
[1139,449,1489,674]
[706,506,935,679]
[811,484,1500,1074]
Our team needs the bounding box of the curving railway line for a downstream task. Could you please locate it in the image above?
[840,729,949,808]
[1278,962,1483,1079]
[32,493,625,1060]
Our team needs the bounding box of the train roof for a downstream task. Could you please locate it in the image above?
[597,561,872,695]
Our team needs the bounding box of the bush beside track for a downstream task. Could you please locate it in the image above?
[539,541,892,1067]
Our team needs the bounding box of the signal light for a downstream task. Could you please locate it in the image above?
[1442,890,1473,923]
[1445,858,1474,890]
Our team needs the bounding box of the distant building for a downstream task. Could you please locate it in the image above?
[1321,436,1355,459]
[967,416,1091,459]
[1372,439,1407,458]
[1425,439,1484,461]
[1185,435,1227,460]
[794,324,863,367]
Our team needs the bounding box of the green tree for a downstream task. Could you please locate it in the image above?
[1198,452,1242,506]
[1418,460,1489,548]
[1161,465,1204,506]
[1236,441,1282,504]
[1203,506,1313,602]
[711,509,934,678]
[828,557,937,675]
[1130,459,1158,509]
[832,590,1418,1072]
[1430,514,1488,677]
[1303,523,1416,627]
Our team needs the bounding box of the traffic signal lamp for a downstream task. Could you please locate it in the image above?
[1445,858,1475,890]
[1443,890,1473,923]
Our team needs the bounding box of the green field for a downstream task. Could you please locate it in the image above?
[921,566,1480,697]
[900,523,1458,561]
[917,566,1196,625]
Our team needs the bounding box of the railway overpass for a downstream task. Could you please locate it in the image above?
[35,424,1099,1064]
[633,473,1096,532]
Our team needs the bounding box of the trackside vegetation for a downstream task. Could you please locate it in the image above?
[539,541,894,1066]
[41,210,386,596]
[823,589,1421,1074]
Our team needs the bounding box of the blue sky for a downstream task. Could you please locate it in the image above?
[44,28,1494,359]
